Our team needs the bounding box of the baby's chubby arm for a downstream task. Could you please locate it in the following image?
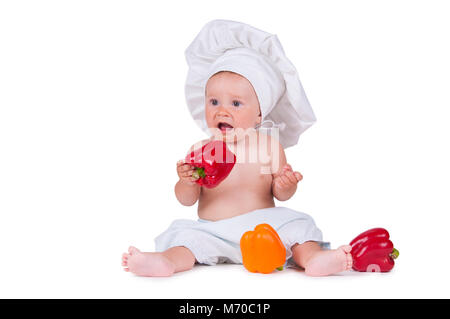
[174,139,210,206]
[175,160,201,206]
[271,142,303,201]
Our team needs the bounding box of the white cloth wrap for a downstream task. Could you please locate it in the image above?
[154,207,328,266]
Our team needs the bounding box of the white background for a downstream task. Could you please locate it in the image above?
[1,0,449,298]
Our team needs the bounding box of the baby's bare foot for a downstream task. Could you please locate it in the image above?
[122,246,175,277]
[304,245,353,277]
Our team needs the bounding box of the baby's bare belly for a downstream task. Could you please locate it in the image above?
[198,190,275,221]
[198,168,275,221]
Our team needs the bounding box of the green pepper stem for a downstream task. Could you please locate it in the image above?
[390,248,399,260]
[192,167,205,180]
[276,266,284,271]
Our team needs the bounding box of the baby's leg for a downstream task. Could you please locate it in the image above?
[122,246,195,277]
[291,241,353,277]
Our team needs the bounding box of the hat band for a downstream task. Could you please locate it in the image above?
[204,47,285,120]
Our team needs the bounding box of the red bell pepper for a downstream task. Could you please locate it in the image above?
[350,228,399,272]
[185,140,236,188]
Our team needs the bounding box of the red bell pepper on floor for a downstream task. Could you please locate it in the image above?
[185,140,236,188]
[350,228,399,272]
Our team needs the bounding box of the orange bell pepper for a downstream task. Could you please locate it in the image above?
[240,223,286,274]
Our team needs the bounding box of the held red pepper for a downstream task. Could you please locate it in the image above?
[350,228,399,272]
[185,140,236,188]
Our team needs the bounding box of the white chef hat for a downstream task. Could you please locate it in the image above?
[184,19,316,148]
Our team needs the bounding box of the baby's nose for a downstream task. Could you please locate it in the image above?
[216,108,231,118]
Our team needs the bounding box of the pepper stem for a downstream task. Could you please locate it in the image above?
[192,167,205,180]
[276,266,284,271]
[390,248,399,260]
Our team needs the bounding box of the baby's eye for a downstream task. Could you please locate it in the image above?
[210,99,218,106]
[232,100,241,107]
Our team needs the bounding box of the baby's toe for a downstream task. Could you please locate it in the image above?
[340,245,352,253]
[347,254,353,270]
[122,253,129,266]
[128,246,141,255]
[337,245,353,271]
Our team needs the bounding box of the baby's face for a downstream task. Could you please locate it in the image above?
[205,71,261,136]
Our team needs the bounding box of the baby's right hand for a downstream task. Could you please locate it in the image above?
[177,160,198,185]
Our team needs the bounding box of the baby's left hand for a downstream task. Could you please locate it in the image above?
[273,164,303,190]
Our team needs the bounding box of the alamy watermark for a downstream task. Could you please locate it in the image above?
[189,121,282,175]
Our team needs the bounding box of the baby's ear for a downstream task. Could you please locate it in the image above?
[256,113,262,126]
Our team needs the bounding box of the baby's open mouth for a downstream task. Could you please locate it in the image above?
[218,122,234,132]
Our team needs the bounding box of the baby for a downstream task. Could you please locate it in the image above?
[122,20,352,277]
